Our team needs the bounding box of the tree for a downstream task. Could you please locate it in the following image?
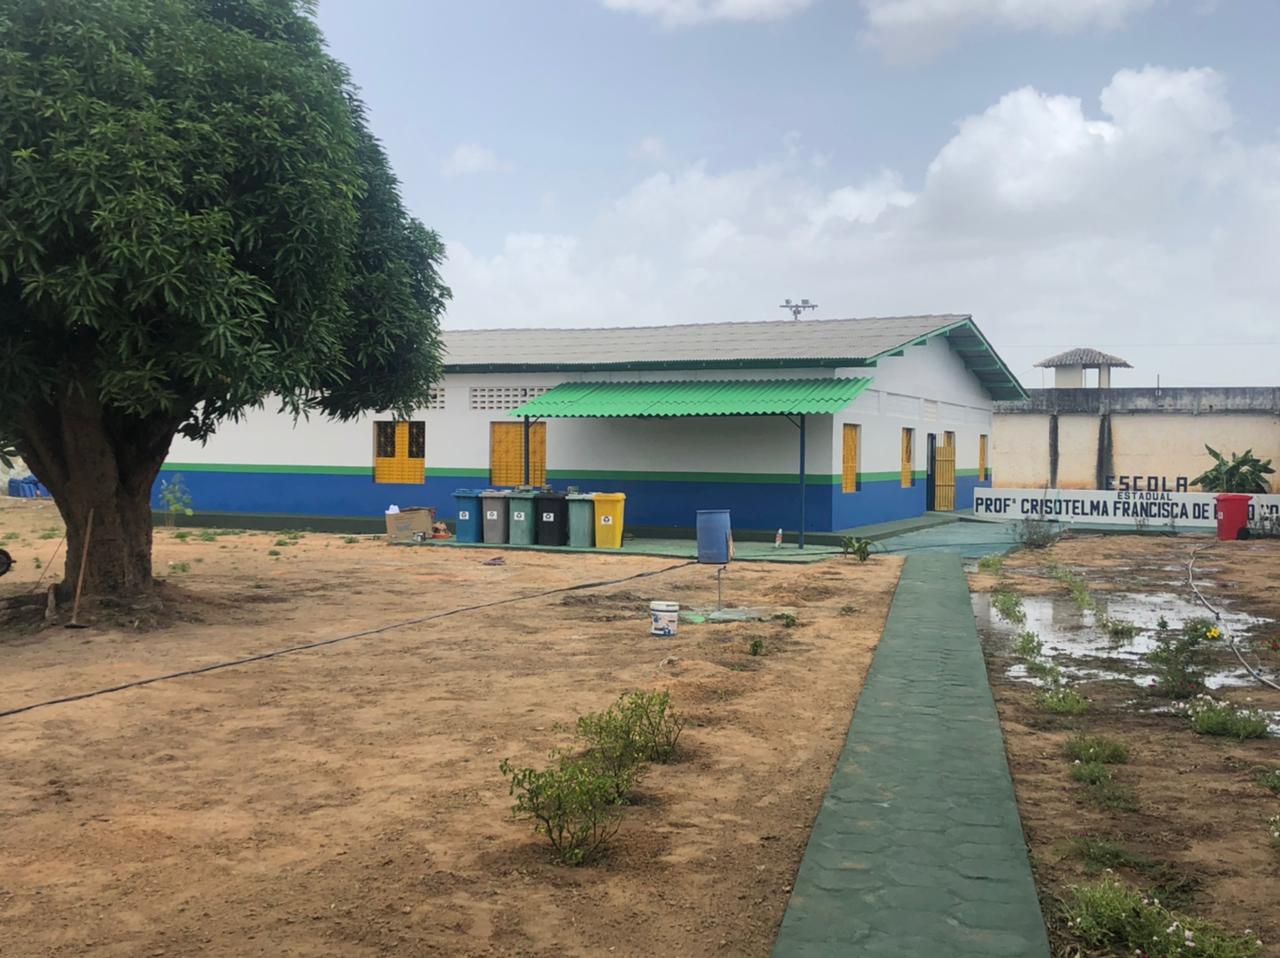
[1192,446,1275,494]
[0,0,448,597]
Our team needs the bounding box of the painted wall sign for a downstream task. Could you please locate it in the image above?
[974,488,1280,528]
[1105,475,1191,493]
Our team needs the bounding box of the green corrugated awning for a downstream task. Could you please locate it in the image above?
[509,377,873,418]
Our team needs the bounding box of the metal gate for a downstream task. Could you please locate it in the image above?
[934,441,956,511]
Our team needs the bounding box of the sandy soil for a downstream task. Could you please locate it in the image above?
[970,534,1280,955]
[0,498,902,957]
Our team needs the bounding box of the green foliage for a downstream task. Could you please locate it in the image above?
[0,0,448,590]
[32,556,41,569]
[749,638,764,656]
[838,604,858,616]
[273,538,292,547]
[1148,622,1210,698]
[1064,735,1129,764]
[1183,617,1222,643]
[1255,768,1280,794]
[1017,518,1058,548]
[1,531,17,541]
[1025,658,1062,684]
[172,530,191,541]
[977,554,1004,575]
[772,611,798,628]
[159,474,194,527]
[342,536,360,544]
[615,689,685,763]
[1192,446,1275,494]
[37,528,59,539]
[167,560,190,574]
[1183,697,1270,740]
[990,588,1025,624]
[1070,761,1111,786]
[1063,875,1261,958]
[574,705,648,803]
[267,548,281,557]
[1100,616,1138,642]
[840,536,873,561]
[498,757,623,865]
[1012,630,1043,658]
[198,530,218,542]
[1039,687,1089,716]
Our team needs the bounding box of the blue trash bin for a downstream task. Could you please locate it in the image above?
[696,509,732,564]
[452,488,483,543]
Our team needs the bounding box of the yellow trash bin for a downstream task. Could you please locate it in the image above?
[593,492,626,549]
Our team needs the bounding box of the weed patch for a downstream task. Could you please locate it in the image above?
[1039,687,1089,716]
[1181,696,1270,740]
[749,638,764,656]
[1013,630,1043,658]
[977,554,1004,575]
[1063,874,1261,957]
[1064,835,1148,873]
[1064,735,1128,764]
[1254,767,1280,794]
[772,611,798,628]
[990,588,1025,624]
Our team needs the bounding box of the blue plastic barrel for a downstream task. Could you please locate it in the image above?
[452,489,484,543]
[696,509,732,564]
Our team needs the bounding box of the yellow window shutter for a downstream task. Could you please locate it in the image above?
[842,423,859,493]
[901,428,913,487]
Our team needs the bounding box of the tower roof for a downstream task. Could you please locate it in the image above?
[1035,348,1132,369]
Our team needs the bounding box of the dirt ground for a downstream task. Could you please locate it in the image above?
[0,497,902,957]
[970,535,1280,956]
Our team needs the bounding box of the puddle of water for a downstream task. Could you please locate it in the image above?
[972,591,1274,690]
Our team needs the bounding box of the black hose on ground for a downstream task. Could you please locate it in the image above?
[1186,545,1280,693]
[0,560,696,720]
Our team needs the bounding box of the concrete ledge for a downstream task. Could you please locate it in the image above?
[997,386,1280,416]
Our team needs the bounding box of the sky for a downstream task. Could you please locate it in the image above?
[313,0,1280,388]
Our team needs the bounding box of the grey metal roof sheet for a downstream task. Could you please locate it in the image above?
[1035,348,1132,368]
[441,314,971,368]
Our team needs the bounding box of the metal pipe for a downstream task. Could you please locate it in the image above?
[799,414,806,549]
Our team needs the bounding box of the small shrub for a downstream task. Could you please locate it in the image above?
[574,708,646,803]
[1025,658,1063,684]
[173,530,191,541]
[840,536,872,561]
[499,757,623,865]
[1183,617,1223,643]
[1182,696,1270,740]
[1157,615,1170,631]
[1017,518,1057,549]
[1082,776,1138,812]
[273,538,292,547]
[616,689,685,762]
[1013,630,1043,658]
[838,604,858,616]
[1254,768,1280,794]
[1070,760,1112,786]
[772,611,798,628]
[1064,735,1129,764]
[977,554,1004,575]
[749,638,764,656]
[990,588,1025,624]
[1148,628,1208,698]
[37,529,59,540]
[198,530,218,542]
[343,536,360,544]
[1040,687,1089,715]
[1,531,18,541]
[1064,835,1147,873]
[267,549,281,557]
[1100,617,1138,642]
[1063,874,1262,957]
[32,557,42,569]
[167,561,191,574]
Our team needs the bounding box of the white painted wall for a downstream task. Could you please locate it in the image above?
[167,338,995,480]
[832,336,993,475]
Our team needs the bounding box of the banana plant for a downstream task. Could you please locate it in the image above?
[1192,446,1275,494]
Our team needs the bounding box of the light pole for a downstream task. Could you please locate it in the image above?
[778,298,817,320]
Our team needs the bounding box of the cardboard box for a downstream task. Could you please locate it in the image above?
[385,506,436,541]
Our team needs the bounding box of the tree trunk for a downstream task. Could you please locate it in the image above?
[19,391,177,600]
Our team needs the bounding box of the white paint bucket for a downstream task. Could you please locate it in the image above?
[650,601,679,637]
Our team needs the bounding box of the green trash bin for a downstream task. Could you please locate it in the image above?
[507,489,538,546]
[567,493,596,548]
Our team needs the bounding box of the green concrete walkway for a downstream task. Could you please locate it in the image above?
[773,553,1050,958]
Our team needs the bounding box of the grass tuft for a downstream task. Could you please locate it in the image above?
[1064,735,1129,764]
[1039,687,1088,716]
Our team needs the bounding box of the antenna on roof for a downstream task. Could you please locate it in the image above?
[778,297,817,321]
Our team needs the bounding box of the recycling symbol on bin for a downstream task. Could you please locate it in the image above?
[458,510,470,520]
[601,515,614,524]
[485,510,497,520]
[542,512,555,522]
[514,511,526,521]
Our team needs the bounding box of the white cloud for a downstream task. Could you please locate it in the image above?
[441,142,510,177]
[443,67,1280,386]
[601,0,812,27]
[635,136,668,161]
[863,0,1159,61]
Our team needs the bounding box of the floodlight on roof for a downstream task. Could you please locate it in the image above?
[779,298,818,320]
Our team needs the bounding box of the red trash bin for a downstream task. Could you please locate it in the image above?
[1214,493,1252,541]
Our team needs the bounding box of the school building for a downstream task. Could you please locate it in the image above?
[157,314,1025,533]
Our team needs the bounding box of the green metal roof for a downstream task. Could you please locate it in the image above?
[510,377,873,418]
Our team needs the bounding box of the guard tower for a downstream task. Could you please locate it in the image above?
[1035,348,1131,388]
